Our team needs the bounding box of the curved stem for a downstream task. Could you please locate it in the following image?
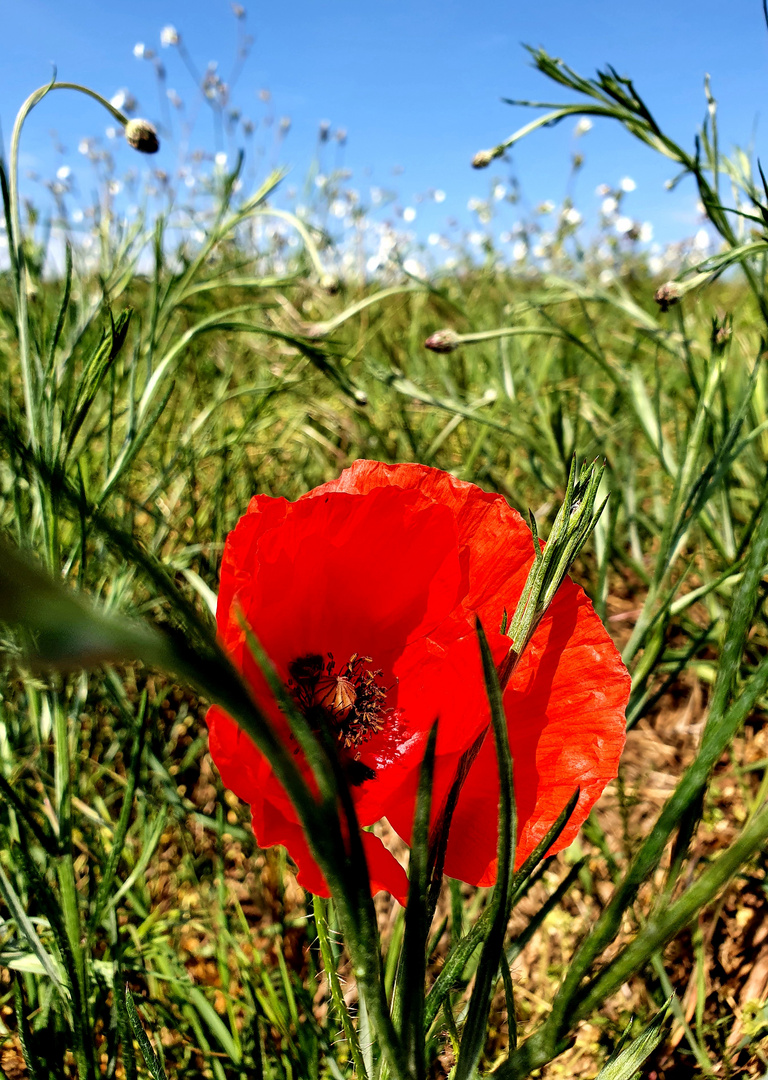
[8,80,129,450]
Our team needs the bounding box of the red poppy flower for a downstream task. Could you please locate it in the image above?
[206,461,630,903]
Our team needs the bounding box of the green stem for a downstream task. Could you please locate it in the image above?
[53,693,95,1080]
[313,896,369,1080]
[9,81,129,451]
[573,798,768,1019]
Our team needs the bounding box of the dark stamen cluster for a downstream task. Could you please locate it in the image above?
[287,652,389,750]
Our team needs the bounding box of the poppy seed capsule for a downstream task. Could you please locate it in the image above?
[315,674,357,718]
[125,119,160,154]
[424,328,461,354]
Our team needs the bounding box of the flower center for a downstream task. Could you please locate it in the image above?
[286,652,389,783]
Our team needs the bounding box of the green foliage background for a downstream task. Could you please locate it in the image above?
[2,54,768,1079]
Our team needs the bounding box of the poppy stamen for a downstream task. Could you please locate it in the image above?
[287,652,389,752]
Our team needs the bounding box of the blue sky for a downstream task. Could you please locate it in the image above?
[2,0,767,249]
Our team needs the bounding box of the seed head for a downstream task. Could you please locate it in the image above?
[320,273,340,295]
[160,25,179,47]
[472,148,497,169]
[125,119,160,154]
[654,281,681,312]
[424,328,461,354]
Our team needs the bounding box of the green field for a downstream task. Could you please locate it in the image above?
[2,52,768,1080]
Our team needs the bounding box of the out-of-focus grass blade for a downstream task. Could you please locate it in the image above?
[400,720,438,1080]
[0,536,177,671]
[124,986,168,1080]
[186,985,241,1064]
[0,864,67,1000]
[106,805,168,913]
[593,1000,671,1080]
[88,692,147,933]
[454,621,516,1080]
[64,309,132,455]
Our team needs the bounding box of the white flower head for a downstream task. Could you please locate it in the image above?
[402,206,416,222]
[620,176,636,193]
[56,165,71,180]
[512,240,528,261]
[693,228,710,251]
[563,207,582,226]
[575,118,593,136]
[133,43,146,59]
[537,200,555,214]
[403,258,425,277]
[160,25,179,47]
[433,189,446,203]
[110,89,136,114]
[214,151,228,167]
[601,196,618,216]
[639,222,654,243]
[615,215,634,234]
[428,232,441,246]
[595,183,611,196]
[493,183,507,201]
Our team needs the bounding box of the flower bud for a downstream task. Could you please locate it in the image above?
[654,281,680,312]
[711,316,732,354]
[160,25,179,47]
[124,119,160,154]
[424,329,461,353]
[472,148,497,169]
[320,273,340,295]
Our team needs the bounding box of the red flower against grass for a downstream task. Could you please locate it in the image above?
[206,461,630,903]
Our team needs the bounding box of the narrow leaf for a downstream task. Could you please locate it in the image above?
[594,1001,671,1080]
[454,621,516,1080]
[124,986,168,1080]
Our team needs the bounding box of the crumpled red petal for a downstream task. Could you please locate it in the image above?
[250,794,409,903]
[311,461,630,884]
[207,460,630,897]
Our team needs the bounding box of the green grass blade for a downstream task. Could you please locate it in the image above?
[593,1001,671,1080]
[124,986,168,1080]
[454,621,516,1080]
